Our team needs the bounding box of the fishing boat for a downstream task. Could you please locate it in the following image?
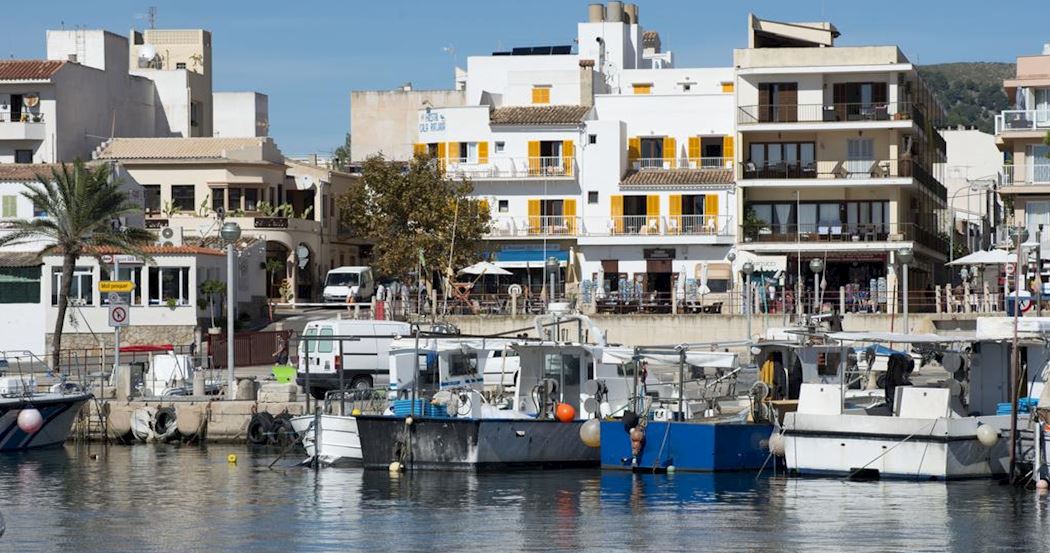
[776,322,1043,480]
[0,356,92,451]
[598,345,774,472]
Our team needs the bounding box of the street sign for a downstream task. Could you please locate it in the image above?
[100,280,135,293]
[107,292,123,304]
[108,304,130,328]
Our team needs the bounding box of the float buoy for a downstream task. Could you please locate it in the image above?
[555,403,576,422]
[976,424,999,448]
[351,408,362,416]
[388,461,402,473]
[17,408,43,434]
[579,418,601,448]
[227,454,238,464]
[769,432,786,457]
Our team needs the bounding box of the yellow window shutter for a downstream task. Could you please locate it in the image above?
[704,194,719,232]
[437,142,447,160]
[722,135,734,166]
[646,194,660,231]
[413,143,425,156]
[528,141,540,175]
[628,137,640,162]
[632,84,651,95]
[663,137,676,168]
[478,141,489,164]
[528,199,541,234]
[479,199,489,212]
[563,198,577,234]
[721,82,734,93]
[669,194,682,234]
[688,137,700,165]
[562,140,574,175]
[532,86,550,104]
[611,195,623,234]
[447,141,459,162]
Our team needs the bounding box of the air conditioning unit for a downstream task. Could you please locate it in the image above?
[156,225,183,247]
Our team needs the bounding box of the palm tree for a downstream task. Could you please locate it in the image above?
[0,159,154,370]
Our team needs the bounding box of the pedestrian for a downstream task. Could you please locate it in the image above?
[273,335,289,365]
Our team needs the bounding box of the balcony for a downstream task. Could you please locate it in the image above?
[995,110,1050,135]
[737,102,917,126]
[443,156,576,180]
[740,159,946,200]
[486,214,734,240]
[1001,164,1050,187]
[740,222,947,252]
[631,158,734,171]
[0,112,46,141]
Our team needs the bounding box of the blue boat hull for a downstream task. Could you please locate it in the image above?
[600,420,773,472]
[0,393,91,451]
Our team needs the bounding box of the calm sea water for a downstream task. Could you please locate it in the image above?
[2,444,1049,552]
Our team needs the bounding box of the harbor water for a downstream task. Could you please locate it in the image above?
[3,444,1050,552]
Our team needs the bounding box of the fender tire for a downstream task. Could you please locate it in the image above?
[247,412,274,445]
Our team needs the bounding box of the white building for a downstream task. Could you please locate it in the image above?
[939,129,1003,255]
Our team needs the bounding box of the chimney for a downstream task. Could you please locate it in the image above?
[587,3,604,22]
[579,59,595,107]
[607,1,624,22]
[624,4,639,24]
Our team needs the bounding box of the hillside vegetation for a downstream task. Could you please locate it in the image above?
[919,62,1015,133]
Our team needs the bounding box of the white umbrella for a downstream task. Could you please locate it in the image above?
[595,266,606,300]
[457,261,512,276]
[946,249,1013,266]
[696,262,711,303]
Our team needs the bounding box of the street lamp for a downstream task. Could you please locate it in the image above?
[726,250,738,312]
[949,179,994,266]
[897,247,914,333]
[220,221,242,400]
[809,258,824,314]
[741,261,755,353]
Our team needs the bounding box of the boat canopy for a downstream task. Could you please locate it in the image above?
[601,347,738,369]
[976,317,1050,341]
[825,332,958,344]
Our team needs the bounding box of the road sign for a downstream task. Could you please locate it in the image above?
[108,304,129,328]
[100,280,135,293]
[107,292,123,304]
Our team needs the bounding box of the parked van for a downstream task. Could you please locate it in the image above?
[322,266,375,303]
[297,319,411,399]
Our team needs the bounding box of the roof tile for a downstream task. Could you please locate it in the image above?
[0,163,72,182]
[0,60,65,81]
[621,169,735,187]
[490,105,590,126]
[96,137,272,161]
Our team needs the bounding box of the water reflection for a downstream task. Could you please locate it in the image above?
[0,445,1048,552]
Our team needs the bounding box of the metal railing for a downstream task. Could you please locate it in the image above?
[0,112,44,123]
[737,102,916,125]
[631,157,734,171]
[740,221,947,251]
[486,215,734,238]
[1001,164,1050,186]
[995,109,1050,134]
[444,156,576,179]
[741,158,906,180]
[488,215,580,237]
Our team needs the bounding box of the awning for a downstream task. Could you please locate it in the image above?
[492,249,569,264]
[733,250,786,273]
[602,346,738,368]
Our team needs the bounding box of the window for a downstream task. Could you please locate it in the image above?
[101,266,142,305]
[498,200,509,213]
[190,101,200,127]
[317,327,334,353]
[148,267,190,306]
[588,134,598,145]
[588,191,599,204]
[540,199,564,218]
[721,82,734,93]
[758,82,798,122]
[171,185,195,211]
[15,149,32,164]
[52,266,94,305]
[632,83,652,95]
[640,137,663,166]
[448,352,479,377]
[532,85,551,105]
[143,185,161,213]
[1,195,16,218]
[0,267,40,304]
[176,62,186,69]
[32,200,46,218]
[210,188,224,212]
[745,142,816,178]
[457,142,478,163]
[245,188,259,211]
[494,141,505,153]
[303,328,316,354]
[228,188,242,211]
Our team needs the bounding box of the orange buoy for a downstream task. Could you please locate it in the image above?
[555,403,576,422]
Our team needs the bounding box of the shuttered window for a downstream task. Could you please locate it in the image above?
[1,195,16,218]
[532,86,551,104]
[478,142,489,164]
[721,82,734,93]
[632,83,652,95]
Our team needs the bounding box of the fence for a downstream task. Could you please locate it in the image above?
[207,330,293,369]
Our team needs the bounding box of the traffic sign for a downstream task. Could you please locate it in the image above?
[1006,263,1016,276]
[108,305,130,327]
[100,280,135,293]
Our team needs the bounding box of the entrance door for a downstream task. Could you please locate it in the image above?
[1035,88,1050,127]
[847,138,874,178]
[646,259,672,299]
[10,94,23,121]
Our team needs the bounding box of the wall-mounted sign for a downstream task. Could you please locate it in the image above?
[418,111,446,133]
[644,248,676,260]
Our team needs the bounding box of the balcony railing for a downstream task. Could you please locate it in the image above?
[632,158,734,171]
[444,156,576,179]
[485,214,734,238]
[0,112,44,123]
[1001,164,1050,186]
[995,110,1050,134]
[737,102,917,125]
[741,159,911,180]
[740,222,947,252]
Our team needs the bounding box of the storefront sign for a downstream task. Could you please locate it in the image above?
[644,248,676,260]
[418,111,446,133]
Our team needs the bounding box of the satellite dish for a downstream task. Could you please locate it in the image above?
[23,94,39,108]
[139,44,157,61]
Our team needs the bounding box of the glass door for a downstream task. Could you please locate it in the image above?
[1028,144,1050,184]
[1035,88,1050,126]
[847,138,874,178]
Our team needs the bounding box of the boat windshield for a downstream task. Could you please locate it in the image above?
[326,272,359,287]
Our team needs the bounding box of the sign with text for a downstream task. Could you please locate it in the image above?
[100,280,135,293]
[418,110,446,133]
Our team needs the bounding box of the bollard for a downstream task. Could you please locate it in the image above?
[193,370,206,396]
[114,365,131,401]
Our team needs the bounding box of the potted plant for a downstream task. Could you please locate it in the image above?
[199,279,226,332]
[165,297,179,310]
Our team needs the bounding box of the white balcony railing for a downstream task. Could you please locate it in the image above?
[444,156,576,179]
[1001,164,1050,186]
[631,157,734,171]
[486,214,734,238]
[995,110,1050,134]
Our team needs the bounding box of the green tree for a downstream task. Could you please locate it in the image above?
[199,279,226,328]
[264,257,285,297]
[0,160,154,370]
[333,133,352,172]
[337,153,490,279]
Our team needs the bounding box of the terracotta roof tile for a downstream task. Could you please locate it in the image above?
[0,164,71,182]
[621,169,735,187]
[0,60,65,81]
[77,245,226,257]
[96,137,273,161]
[490,105,590,126]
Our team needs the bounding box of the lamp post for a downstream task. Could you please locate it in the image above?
[897,247,913,333]
[220,221,242,400]
[726,250,737,312]
[742,261,754,355]
[809,258,824,314]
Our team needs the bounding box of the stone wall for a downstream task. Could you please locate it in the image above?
[47,325,198,351]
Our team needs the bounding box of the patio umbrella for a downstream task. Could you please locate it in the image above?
[457,261,512,276]
[695,262,711,305]
[676,265,687,301]
[946,249,1012,266]
[595,266,606,300]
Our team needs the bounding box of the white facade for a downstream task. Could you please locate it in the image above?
[213,92,269,137]
[939,129,1002,252]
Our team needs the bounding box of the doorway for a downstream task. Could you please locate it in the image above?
[646,259,672,298]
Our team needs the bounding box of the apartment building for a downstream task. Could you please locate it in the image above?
[996,43,1050,237]
[733,15,949,312]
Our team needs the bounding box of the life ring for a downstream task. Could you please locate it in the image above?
[1021,299,1034,313]
[247,412,274,445]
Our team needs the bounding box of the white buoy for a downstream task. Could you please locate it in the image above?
[769,432,786,457]
[1037,479,1049,491]
[388,461,402,473]
[17,408,43,434]
[976,424,1000,448]
[666,465,676,474]
[579,418,601,448]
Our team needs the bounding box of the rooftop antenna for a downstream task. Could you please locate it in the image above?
[135,6,157,30]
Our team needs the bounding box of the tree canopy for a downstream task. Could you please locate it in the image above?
[337,154,490,280]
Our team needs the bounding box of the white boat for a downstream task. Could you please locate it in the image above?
[291,413,362,465]
[779,324,1045,480]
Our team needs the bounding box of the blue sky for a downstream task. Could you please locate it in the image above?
[6,0,1046,154]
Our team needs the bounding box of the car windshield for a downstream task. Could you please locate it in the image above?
[326,272,359,287]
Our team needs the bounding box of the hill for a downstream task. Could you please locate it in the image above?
[919,62,1015,133]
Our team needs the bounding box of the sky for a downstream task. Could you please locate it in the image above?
[6,0,1048,154]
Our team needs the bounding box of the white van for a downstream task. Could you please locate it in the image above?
[323,266,375,303]
[297,319,411,399]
